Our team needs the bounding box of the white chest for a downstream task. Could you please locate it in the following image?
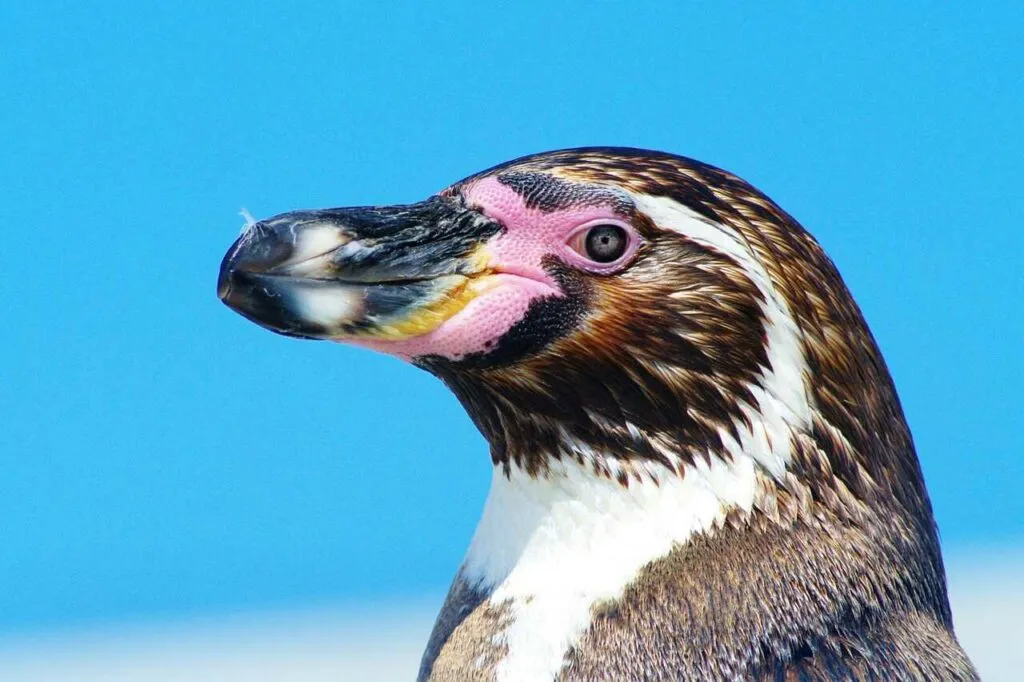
[460,454,760,681]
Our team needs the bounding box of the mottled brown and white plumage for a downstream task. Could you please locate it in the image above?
[218,148,978,680]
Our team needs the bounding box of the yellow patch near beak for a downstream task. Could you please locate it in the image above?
[359,246,496,340]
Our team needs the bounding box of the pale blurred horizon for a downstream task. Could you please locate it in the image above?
[1,546,1019,681]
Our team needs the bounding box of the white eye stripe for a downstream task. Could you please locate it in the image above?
[628,192,813,466]
[632,195,752,276]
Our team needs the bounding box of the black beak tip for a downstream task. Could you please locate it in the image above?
[217,262,233,302]
[217,238,245,304]
[216,232,328,341]
[217,221,288,303]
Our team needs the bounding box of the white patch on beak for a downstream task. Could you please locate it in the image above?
[295,223,349,260]
[286,223,351,267]
[292,286,362,328]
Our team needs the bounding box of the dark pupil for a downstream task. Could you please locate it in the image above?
[584,224,627,263]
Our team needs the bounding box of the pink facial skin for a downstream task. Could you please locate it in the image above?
[351,176,639,362]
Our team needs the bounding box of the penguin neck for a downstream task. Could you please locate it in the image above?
[457,453,757,681]
[461,454,754,598]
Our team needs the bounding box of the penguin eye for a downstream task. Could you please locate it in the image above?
[568,224,631,264]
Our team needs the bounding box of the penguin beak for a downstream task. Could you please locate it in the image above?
[217,196,501,341]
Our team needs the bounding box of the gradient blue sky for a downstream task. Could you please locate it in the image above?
[2,3,1021,634]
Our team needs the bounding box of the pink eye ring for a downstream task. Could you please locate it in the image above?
[565,219,640,272]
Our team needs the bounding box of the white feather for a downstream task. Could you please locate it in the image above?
[239,207,257,233]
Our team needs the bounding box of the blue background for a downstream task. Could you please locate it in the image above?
[2,3,1021,634]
